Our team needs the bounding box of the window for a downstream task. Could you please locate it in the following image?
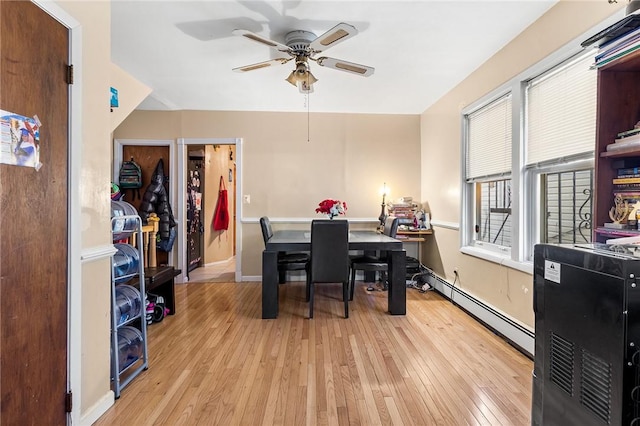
[464,94,513,254]
[543,169,593,244]
[525,52,596,255]
[477,179,512,247]
[461,49,596,268]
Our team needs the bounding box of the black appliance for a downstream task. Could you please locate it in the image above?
[533,243,640,425]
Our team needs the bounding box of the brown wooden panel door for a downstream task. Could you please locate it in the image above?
[186,150,205,274]
[121,145,171,265]
[0,2,69,424]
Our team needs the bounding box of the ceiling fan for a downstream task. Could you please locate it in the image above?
[232,23,375,94]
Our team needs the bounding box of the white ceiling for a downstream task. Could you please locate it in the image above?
[111,0,557,115]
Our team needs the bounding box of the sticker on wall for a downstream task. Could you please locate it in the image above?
[0,110,42,170]
[110,87,119,108]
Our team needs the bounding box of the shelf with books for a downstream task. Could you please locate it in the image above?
[591,17,640,70]
[600,145,640,158]
[591,25,640,239]
[603,123,640,155]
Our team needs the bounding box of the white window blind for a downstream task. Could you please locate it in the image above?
[466,94,512,181]
[526,53,596,166]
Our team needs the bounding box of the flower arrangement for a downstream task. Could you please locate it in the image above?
[315,199,347,219]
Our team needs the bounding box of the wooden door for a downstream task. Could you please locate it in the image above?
[186,149,205,274]
[121,145,171,265]
[0,2,70,424]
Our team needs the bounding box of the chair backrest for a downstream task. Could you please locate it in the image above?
[259,216,273,246]
[383,216,399,238]
[310,220,349,283]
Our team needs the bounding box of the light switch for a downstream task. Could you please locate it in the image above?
[243,195,250,204]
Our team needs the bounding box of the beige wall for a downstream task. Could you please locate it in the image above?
[115,110,422,275]
[44,0,624,421]
[204,144,236,264]
[420,0,624,329]
[56,0,114,420]
[110,63,152,131]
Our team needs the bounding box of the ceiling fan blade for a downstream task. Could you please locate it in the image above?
[309,23,358,53]
[232,29,291,53]
[233,58,291,73]
[316,57,375,77]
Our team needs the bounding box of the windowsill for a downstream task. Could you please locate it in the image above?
[460,245,533,275]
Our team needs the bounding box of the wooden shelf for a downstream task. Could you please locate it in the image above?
[595,226,640,243]
[600,146,640,158]
[593,48,640,236]
[397,229,433,235]
[396,229,432,242]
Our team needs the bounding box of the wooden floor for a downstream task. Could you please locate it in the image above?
[94,281,533,425]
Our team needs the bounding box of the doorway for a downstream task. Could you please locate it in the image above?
[115,138,242,283]
[179,139,240,282]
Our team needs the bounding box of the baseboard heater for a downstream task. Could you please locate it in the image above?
[426,272,534,358]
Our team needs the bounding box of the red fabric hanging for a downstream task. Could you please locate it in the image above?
[212,176,229,231]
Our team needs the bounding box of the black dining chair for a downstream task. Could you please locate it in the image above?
[349,216,399,299]
[260,216,310,284]
[306,220,350,318]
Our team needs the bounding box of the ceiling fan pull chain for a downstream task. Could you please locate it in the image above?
[307,92,310,143]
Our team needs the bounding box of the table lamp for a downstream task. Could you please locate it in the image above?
[378,183,388,231]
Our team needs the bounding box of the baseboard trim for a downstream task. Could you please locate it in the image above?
[78,390,114,426]
[242,275,262,282]
[428,273,534,358]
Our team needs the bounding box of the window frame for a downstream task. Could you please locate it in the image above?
[461,85,523,267]
[459,28,607,274]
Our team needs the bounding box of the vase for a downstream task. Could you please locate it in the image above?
[328,213,336,220]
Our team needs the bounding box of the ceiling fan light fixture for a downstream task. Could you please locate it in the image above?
[298,80,314,94]
[306,71,318,85]
[285,56,318,89]
[285,68,318,87]
[286,70,298,86]
[232,22,374,94]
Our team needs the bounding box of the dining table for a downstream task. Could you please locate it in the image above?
[262,229,406,319]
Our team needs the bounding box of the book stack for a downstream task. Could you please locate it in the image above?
[387,202,418,227]
[593,15,640,68]
[613,165,640,203]
[605,126,640,152]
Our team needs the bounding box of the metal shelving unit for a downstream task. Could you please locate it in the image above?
[110,214,148,398]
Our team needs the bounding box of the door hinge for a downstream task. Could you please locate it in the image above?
[65,391,72,413]
[67,65,74,85]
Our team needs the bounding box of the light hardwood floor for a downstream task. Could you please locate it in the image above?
[95,281,533,425]
[187,257,235,283]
